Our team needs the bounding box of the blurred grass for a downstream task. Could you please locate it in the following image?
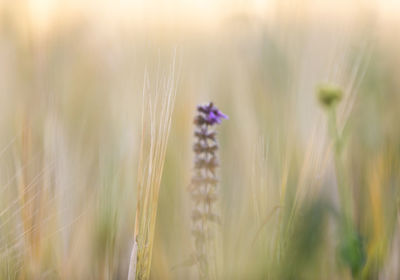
[0,1,399,279]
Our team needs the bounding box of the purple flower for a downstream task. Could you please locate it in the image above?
[197,102,228,125]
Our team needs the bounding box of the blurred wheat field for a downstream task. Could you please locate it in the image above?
[0,0,400,279]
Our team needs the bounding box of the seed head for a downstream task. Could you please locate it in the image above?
[317,84,343,107]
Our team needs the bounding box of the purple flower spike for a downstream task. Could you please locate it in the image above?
[189,102,227,279]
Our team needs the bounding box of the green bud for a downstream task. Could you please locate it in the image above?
[317,84,343,107]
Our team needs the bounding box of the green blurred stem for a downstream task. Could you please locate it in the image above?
[327,106,353,231]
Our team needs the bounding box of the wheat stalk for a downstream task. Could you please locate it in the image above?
[128,55,177,280]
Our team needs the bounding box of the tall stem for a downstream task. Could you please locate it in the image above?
[327,107,353,231]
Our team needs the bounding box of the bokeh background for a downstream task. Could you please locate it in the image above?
[0,0,399,279]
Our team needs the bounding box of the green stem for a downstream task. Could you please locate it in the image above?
[327,106,353,231]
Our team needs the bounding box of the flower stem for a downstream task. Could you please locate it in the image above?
[327,106,353,230]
